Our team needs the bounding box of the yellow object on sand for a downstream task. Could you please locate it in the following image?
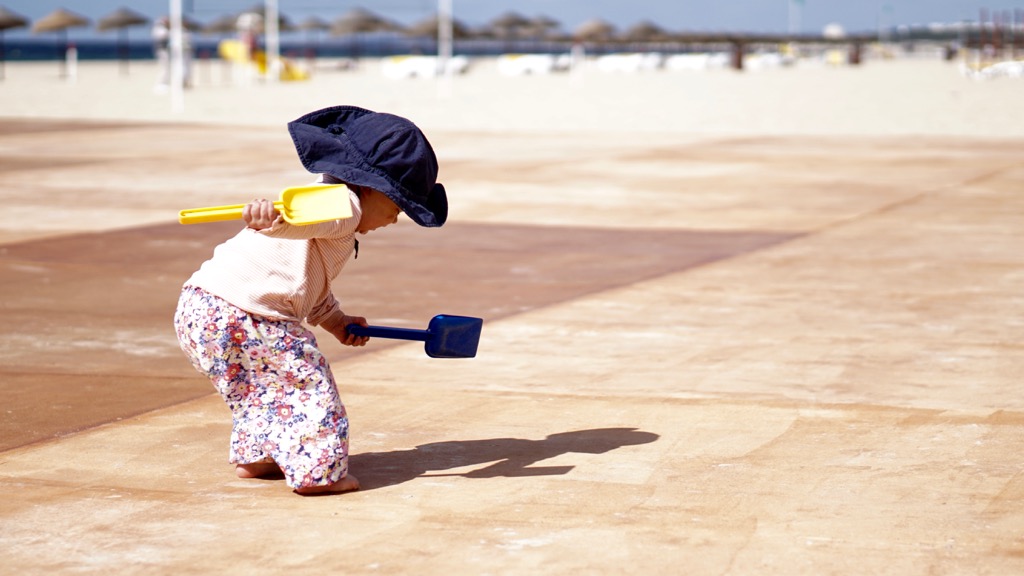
[179,184,353,226]
[218,39,310,81]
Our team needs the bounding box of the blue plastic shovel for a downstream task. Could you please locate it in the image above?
[347,315,483,359]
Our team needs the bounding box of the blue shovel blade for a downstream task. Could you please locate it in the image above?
[425,315,483,358]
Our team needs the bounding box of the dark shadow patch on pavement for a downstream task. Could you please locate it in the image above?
[0,220,797,451]
[0,373,211,452]
[349,427,660,490]
[333,221,801,324]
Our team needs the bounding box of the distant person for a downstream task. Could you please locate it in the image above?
[152,16,194,92]
[152,16,170,91]
[181,25,194,88]
[236,12,262,61]
[173,106,448,495]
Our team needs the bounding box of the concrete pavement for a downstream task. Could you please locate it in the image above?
[1,118,1022,574]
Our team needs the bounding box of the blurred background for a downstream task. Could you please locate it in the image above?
[0,1,1019,73]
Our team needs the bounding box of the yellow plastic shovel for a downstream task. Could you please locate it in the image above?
[178,184,353,225]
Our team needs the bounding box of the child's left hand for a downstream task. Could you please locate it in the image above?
[243,198,281,230]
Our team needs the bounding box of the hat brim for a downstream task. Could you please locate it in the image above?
[288,112,447,228]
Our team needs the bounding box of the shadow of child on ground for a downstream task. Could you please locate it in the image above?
[349,427,660,490]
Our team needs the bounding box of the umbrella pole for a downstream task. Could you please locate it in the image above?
[58,30,66,78]
[438,0,453,96]
[119,29,129,76]
[266,0,280,82]
[0,31,5,82]
[170,0,185,112]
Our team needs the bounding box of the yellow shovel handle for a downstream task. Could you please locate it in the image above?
[179,201,284,224]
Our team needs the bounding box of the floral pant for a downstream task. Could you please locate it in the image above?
[174,285,349,489]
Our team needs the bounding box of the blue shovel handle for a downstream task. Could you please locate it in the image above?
[346,324,429,342]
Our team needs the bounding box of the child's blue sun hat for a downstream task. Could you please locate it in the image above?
[287,105,447,227]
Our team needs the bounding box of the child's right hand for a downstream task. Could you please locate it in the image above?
[321,311,370,347]
[336,315,370,347]
[243,198,280,230]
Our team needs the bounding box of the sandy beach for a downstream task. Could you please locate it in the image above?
[2,55,1023,137]
[1,53,1023,574]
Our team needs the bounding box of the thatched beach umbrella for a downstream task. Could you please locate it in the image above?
[404,15,472,40]
[201,14,238,36]
[481,11,535,51]
[623,20,672,52]
[182,15,203,33]
[331,8,403,59]
[623,20,670,43]
[97,7,148,31]
[331,7,401,35]
[0,6,29,80]
[237,3,295,33]
[574,18,617,49]
[32,8,91,78]
[490,11,532,35]
[297,16,330,33]
[97,7,149,75]
[0,6,27,31]
[31,7,89,33]
[528,15,563,39]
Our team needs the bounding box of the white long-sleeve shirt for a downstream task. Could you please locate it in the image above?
[185,187,362,326]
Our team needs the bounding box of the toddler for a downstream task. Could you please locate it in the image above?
[173,105,447,494]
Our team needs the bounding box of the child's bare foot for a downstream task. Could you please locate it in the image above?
[235,462,283,479]
[294,474,360,496]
